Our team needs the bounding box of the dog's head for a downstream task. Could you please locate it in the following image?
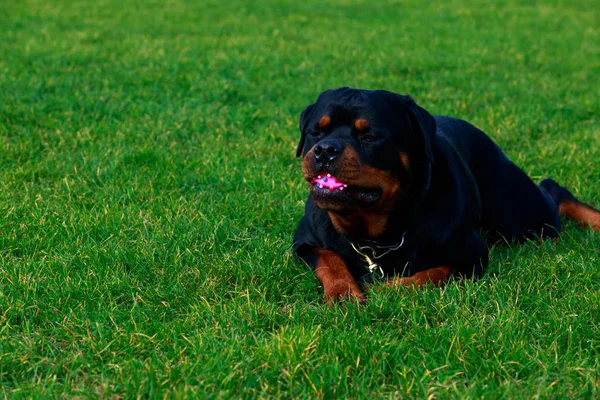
[297,87,436,237]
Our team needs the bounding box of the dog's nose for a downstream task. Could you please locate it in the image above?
[313,140,343,164]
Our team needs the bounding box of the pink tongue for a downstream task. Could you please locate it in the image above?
[312,174,348,191]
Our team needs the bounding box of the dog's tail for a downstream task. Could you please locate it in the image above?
[540,179,600,232]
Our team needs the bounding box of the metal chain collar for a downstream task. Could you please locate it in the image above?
[349,232,406,280]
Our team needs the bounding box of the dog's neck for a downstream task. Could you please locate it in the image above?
[327,211,390,238]
[328,208,415,245]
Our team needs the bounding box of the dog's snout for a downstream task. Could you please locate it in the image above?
[314,140,343,164]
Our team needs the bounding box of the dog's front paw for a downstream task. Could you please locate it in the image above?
[386,266,452,289]
[386,276,418,288]
[323,281,366,305]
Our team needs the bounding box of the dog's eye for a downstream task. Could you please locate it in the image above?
[360,134,377,142]
[311,131,323,138]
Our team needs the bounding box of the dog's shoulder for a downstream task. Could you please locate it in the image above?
[414,122,484,245]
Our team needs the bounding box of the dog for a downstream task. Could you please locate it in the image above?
[293,87,600,303]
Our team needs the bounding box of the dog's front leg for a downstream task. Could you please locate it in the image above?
[311,249,365,304]
[386,266,452,288]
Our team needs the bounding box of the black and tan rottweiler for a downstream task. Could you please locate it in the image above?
[293,87,600,303]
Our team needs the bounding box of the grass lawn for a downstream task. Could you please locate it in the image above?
[1,0,600,397]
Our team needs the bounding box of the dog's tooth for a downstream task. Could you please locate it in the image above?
[317,176,321,179]
[340,187,344,191]
[327,174,331,178]
[318,184,323,188]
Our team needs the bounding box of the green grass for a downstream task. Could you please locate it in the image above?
[1,0,599,397]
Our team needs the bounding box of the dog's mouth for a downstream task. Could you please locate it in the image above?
[310,174,382,204]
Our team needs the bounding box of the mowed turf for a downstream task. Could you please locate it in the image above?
[1,0,599,397]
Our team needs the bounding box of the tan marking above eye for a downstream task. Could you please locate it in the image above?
[318,115,331,128]
[399,152,410,169]
[354,118,369,130]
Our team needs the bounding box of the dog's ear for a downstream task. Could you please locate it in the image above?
[404,96,436,163]
[296,103,314,157]
[392,94,436,196]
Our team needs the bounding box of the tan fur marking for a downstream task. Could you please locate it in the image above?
[354,118,369,131]
[328,210,390,238]
[314,249,365,304]
[301,147,315,181]
[318,115,331,129]
[399,152,410,170]
[559,201,600,231]
[386,266,453,288]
